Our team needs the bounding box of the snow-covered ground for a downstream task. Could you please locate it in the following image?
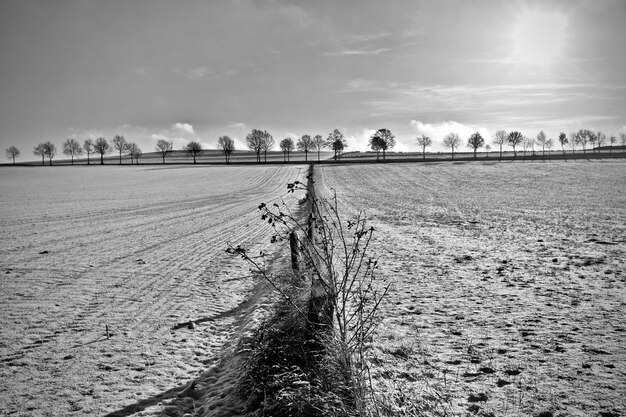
[318,160,626,417]
[0,165,306,416]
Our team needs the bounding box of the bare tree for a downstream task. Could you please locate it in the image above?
[112,135,127,164]
[312,134,324,162]
[443,132,461,159]
[127,142,142,164]
[522,136,535,157]
[545,138,554,156]
[568,132,578,157]
[536,131,548,156]
[33,143,46,166]
[155,139,173,164]
[297,134,314,162]
[261,131,274,163]
[467,132,485,158]
[596,131,606,151]
[370,128,395,160]
[558,132,568,155]
[217,135,235,164]
[587,130,597,152]
[493,130,508,159]
[609,135,616,153]
[184,141,203,164]
[6,146,20,165]
[326,129,347,161]
[279,138,295,162]
[415,135,432,159]
[620,132,626,147]
[43,141,57,166]
[246,129,266,163]
[83,139,94,165]
[63,138,83,165]
[369,135,383,161]
[575,129,589,154]
[507,131,523,157]
[94,137,110,165]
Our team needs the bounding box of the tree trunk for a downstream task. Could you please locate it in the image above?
[100,154,104,165]
[119,152,122,165]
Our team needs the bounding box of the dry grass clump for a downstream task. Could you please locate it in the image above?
[239,298,358,417]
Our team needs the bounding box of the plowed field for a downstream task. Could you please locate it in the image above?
[317,160,626,417]
[0,165,306,416]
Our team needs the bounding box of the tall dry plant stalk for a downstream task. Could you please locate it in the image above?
[231,177,389,413]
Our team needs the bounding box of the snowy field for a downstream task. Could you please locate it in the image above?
[318,160,626,417]
[0,165,306,416]
[1,161,625,417]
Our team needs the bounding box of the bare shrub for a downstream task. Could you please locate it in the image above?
[232,175,389,414]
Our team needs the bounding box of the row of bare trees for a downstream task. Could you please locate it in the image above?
[20,136,143,166]
[411,130,626,160]
[6,129,626,165]
[267,129,348,163]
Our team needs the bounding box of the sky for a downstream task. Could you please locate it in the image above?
[1,0,625,158]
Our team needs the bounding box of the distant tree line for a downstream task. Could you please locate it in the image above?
[5,128,626,166]
[409,129,626,160]
[3,127,348,166]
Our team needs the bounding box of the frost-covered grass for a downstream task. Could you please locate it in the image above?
[318,160,626,417]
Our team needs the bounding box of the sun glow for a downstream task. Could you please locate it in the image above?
[512,10,568,65]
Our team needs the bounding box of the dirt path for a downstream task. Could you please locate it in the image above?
[0,165,305,416]
[318,160,626,417]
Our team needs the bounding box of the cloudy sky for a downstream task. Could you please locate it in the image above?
[1,0,625,157]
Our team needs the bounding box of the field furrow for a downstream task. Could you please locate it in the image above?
[0,165,305,416]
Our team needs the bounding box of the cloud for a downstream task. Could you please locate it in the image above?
[172,122,195,135]
[232,137,248,151]
[226,122,248,130]
[173,66,216,80]
[343,128,375,152]
[342,128,413,153]
[151,134,169,142]
[346,32,392,44]
[151,133,189,149]
[340,78,380,93]
[324,47,391,57]
[410,120,490,150]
